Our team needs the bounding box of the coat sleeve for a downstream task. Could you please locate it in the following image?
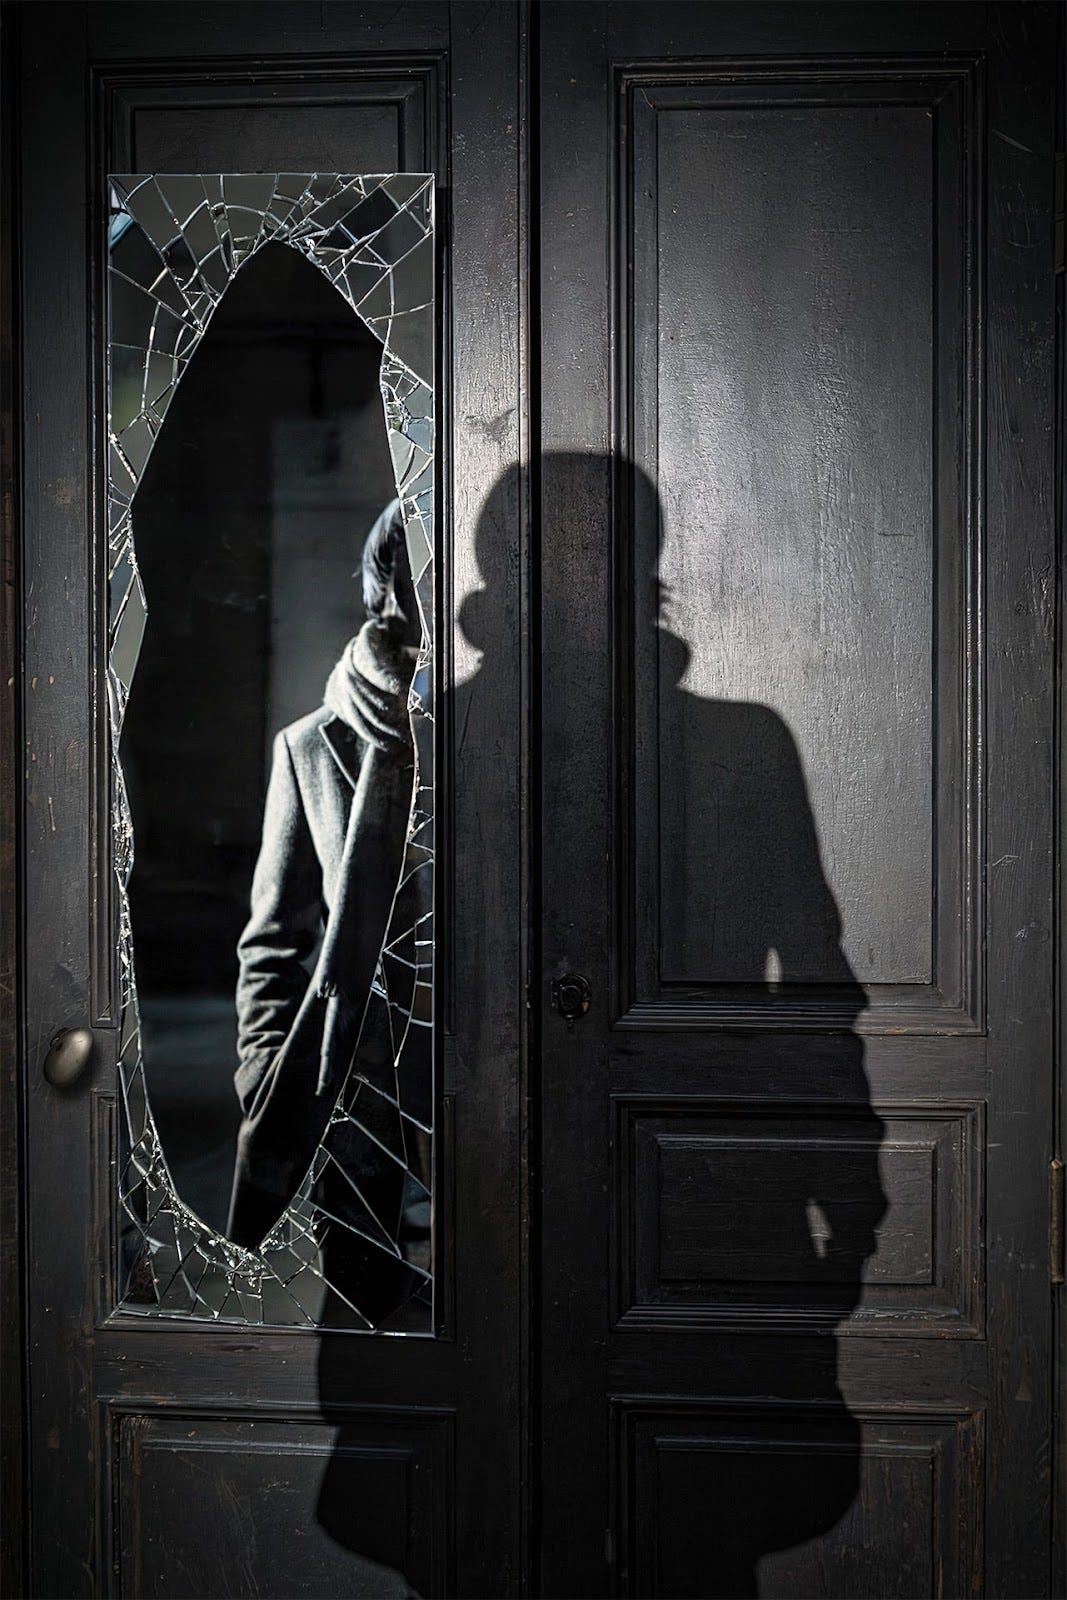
[234,730,323,1112]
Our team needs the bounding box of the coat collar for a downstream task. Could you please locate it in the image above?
[319,716,362,791]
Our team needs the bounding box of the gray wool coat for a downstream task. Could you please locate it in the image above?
[227,706,415,1248]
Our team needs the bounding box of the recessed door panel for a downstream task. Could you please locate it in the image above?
[623,67,980,1033]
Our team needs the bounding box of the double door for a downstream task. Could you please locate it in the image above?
[7,3,1062,1596]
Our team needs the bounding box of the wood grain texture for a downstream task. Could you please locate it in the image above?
[114,1409,453,1600]
[620,62,983,1035]
[538,4,1057,1596]
[17,10,98,1596]
[0,5,24,1595]
[613,1400,983,1600]
[652,96,935,988]
[616,1100,982,1337]
[980,5,1058,1589]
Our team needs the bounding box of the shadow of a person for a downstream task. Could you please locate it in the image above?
[632,448,888,1597]
[650,622,887,1599]
[314,453,888,1600]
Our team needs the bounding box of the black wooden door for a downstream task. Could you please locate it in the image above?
[11,4,527,1597]
[538,3,1060,1597]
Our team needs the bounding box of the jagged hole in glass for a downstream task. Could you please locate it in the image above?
[107,174,435,1329]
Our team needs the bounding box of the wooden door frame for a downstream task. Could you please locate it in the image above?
[1,2,25,1593]
[1054,23,1067,1592]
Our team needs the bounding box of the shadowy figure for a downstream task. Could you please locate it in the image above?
[639,452,887,1597]
[651,636,886,1599]
[316,454,887,1599]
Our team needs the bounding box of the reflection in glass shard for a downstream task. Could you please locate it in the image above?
[108,175,435,1331]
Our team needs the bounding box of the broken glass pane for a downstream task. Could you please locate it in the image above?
[107,174,436,1332]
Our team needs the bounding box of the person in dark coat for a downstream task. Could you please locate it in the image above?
[226,500,422,1263]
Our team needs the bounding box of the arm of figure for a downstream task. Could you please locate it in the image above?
[315,615,417,1013]
[757,718,887,1277]
[763,715,861,999]
[234,730,323,1113]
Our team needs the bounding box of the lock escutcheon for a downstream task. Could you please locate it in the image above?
[551,972,591,1021]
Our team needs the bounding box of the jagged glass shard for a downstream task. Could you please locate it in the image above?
[108,174,435,1331]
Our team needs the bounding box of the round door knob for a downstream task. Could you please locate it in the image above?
[551,972,591,1021]
[43,1026,94,1088]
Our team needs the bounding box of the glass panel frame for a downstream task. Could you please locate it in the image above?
[107,173,436,1331]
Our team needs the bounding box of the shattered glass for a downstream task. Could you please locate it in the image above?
[107,174,435,1330]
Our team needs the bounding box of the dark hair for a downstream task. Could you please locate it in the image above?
[361,498,407,616]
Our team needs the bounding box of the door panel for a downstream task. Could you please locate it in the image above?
[115,1410,452,1599]
[626,68,976,1029]
[615,1101,981,1334]
[16,4,527,1595]
[539,3,1057,1596]
[616,1402,982,1600]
